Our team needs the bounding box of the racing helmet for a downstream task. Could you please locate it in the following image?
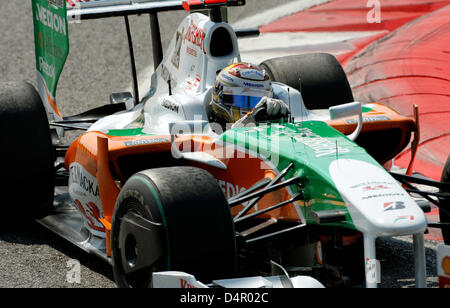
[211,63,273,123]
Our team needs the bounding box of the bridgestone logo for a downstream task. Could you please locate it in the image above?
[36,3,67,36]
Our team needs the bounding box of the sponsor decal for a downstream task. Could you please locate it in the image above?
[383,201,406,212]
[393,215,414,223]
[350,181,393,190]
[69,162,105,235]
[184,19,206,54]
[161,100,180,113]
[180,278,197,288]
[293,127,350,158]
[36,3,67,36]
[243,81,265,88]
[185,74,201,92]
[362,104,375,113]
[38,33,65,59]
[365,258,381,284]
[69,164,99,197]
[221,74,235,83]
[171,31,183,69]
[217,180,253,209]
[38,32,44,48]
[240,69,264,80]
[347,116,390,124]
[218,180,245,199]
[363,184,390,191]
[124,138,169,147]
[74,199,105,232]
[161,64,178,88]
[186,46,198,58]
[361,192,405,200]
[49,0,64,8]
[39,56,55,79]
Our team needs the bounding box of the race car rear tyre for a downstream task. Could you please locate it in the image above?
[111,167,237,288]
[260,53,354,110]
[0,81,54,221]
[439,155,450,245]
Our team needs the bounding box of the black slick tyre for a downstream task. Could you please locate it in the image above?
[260,53,354,109]
[439,155,450,245]
[0,81,54,221]
[111,166,236,288]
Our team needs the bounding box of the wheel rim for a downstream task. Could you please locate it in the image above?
[114,205,166,288]
[124,234,138,267]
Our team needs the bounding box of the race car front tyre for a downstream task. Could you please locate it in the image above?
[111,167,237,288]
[0,82,54,221]
[260,53,354,110]
[439,155,450,245]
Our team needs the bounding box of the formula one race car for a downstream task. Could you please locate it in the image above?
[1,0,449,288]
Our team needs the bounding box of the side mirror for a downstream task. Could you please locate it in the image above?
[169,120,211,157]
[109,92,135,110]
[329,102,363,141]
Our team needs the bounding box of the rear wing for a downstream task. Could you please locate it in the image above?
[66,0,245,20]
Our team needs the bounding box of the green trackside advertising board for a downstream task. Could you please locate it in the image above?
[32,0,69,119]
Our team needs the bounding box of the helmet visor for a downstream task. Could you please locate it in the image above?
[222,94,263,110]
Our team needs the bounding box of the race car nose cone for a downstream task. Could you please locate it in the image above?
[329,159,427,237]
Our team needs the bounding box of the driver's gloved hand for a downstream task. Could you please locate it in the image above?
[256,96,290,117]
[232,97,290,128]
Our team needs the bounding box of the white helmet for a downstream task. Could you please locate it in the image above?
[211,63,273,123]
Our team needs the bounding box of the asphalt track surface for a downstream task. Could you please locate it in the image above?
[0,1,441,288]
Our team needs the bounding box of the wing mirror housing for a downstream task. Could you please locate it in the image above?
[109,92,135,110]
[329,101,363,141]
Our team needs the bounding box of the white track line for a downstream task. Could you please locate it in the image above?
[232,0,333,29]
[238,31,385,64]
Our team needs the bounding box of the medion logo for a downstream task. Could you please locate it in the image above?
[36,3,67,36]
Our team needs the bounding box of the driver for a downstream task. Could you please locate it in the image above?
[209,63,289,129]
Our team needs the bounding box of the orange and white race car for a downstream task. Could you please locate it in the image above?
[0,0,449,288]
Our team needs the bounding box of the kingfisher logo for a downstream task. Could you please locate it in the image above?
[184,19,206,54]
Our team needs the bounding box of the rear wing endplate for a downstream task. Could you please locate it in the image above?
[32,0,69,125]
